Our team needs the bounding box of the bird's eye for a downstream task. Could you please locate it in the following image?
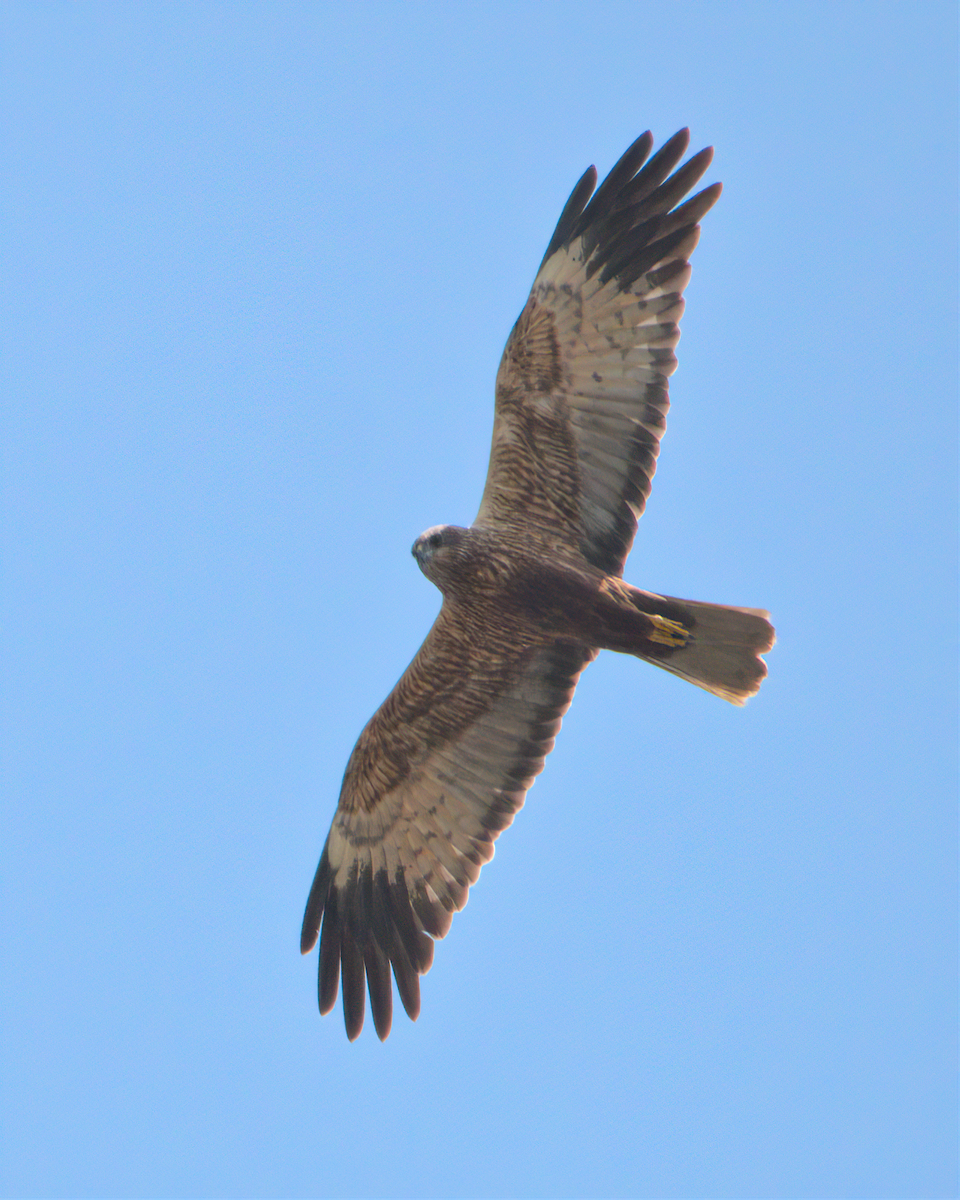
[428,532,443,549]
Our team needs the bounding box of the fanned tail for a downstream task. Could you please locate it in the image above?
[630,591,774,704]
[590,581,775,705]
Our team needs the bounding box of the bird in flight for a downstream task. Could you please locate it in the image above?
[301,128,775,1040]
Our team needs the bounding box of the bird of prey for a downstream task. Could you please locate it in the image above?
[301,128,774,1040]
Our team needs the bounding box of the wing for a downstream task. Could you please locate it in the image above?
[475,128,722,575]
[301,605,596,1040]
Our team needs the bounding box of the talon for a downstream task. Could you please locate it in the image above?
[648,614,689,647]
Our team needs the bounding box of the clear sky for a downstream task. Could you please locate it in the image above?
[3,4,956,1198]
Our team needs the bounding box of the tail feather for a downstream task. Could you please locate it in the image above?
[629,591,775,705]
[589,581,775,705]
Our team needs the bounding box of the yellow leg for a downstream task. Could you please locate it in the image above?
[648,614,689,647]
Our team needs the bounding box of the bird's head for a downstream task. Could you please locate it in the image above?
[411,524,469,590]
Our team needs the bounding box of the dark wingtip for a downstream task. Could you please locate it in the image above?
[301,845,331,953]
[340,931,366,1039]
[539,163,598,268]
[669,126,691,151]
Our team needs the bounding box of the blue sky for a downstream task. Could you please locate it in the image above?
[3,4,956,1197]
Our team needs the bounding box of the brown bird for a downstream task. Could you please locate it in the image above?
[301,128,775,1040]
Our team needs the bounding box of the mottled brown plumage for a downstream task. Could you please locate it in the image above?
[301,128,775,1040]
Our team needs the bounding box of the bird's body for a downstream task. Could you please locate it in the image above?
[302,129,775,1040]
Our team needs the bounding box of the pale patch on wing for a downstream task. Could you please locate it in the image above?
[301,638,596,1040]
[475,130,721,575]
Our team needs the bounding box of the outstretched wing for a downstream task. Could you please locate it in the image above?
[301,606,595,1040]
[475,128,721,575]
